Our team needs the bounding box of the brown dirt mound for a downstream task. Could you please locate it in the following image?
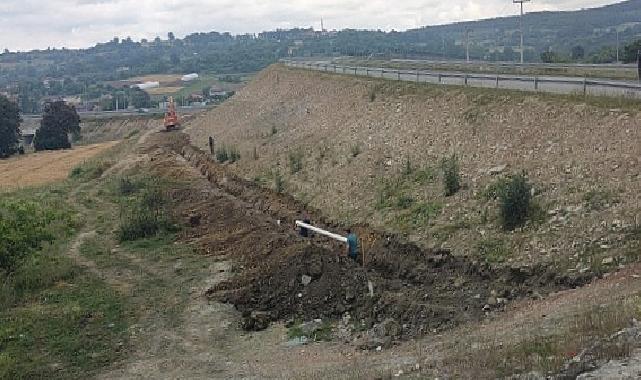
[212,235,593,339]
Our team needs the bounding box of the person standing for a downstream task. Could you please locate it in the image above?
[346,229,359,262]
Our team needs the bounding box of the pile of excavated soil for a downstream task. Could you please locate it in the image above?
[185,65,641,275]
[212,234,592,339]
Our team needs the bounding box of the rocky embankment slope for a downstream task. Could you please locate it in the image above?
[186,64,641,274]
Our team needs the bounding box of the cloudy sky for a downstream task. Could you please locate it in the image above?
[0,0,623,51]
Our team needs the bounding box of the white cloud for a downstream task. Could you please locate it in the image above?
[0,0,622,51]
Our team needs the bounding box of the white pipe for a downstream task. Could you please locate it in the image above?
[295,221,348,244]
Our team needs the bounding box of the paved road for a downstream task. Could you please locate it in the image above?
[287,61,641,100]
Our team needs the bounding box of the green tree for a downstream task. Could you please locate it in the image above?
[0,95,21,158]
[170,51,181,65]
[441,154,461,197]
[33,101,80,151]
[499,174,532,231]
[623,39,641,63]
[571,45,585,60]
[130,88,151,109]
[540,51,565,63]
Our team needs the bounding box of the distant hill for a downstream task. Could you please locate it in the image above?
[404,0,641,61]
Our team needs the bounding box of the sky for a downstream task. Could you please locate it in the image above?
[0,0,624,51]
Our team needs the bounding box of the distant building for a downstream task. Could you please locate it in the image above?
[63,96,82,107]
[21,132,35,147]
[189,93,205,102]
[79,99,100,112]
[40,95,64,107]
[0,91,18,103]
[181,73,199,82]
[209,86,228,98]
[42,78,65,89]
[136,81,160,90]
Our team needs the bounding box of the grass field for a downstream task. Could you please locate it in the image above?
[0,142,118,191]
[127,74,182,84]
[146,86,184,95]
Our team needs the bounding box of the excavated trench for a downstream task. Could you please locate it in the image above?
[166,132,595,342]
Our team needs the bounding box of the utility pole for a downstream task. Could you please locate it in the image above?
[513,0,531,64]
[637,50,641,82]
[616,29,620,63]
[465,28,472,63]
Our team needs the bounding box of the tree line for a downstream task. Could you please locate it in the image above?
[0,95,80,158]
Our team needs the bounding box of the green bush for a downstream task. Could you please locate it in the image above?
[216,146,229,163]
[118,185,175,242]
[118,177,137,195]
[481,177,511,200]
[273,170,285,193]
[583,189,619,211]
[374,178,400,210]
[289,151,304,174]
[441,154,461,197]
[0,200,72,273]
[69,160,112,181]
[70,166,82,178]
[350,144,362,158]
[416,169,436,185]
[395,195,415,210]
[408,202,442,226]
[229,146,241,163]
[402,156,413,176]
[500,174,532,231]
[477,238,510,263]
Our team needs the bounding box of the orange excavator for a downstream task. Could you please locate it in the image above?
[163,96,180,131]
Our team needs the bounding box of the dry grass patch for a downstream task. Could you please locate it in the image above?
[440,294,641,378]
[0,142,118,191]
[127,74,183,83]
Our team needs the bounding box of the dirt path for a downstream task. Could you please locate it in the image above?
[65,231,130,289]
[0,142,118,191]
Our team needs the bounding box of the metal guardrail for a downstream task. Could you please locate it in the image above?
[387,59,637,70]
[284,61,641,99]
[289,56,637,70]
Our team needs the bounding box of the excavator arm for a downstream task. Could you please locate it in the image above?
[164,96,180,131]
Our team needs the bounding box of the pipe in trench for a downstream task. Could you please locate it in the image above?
[295,221,348,244]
